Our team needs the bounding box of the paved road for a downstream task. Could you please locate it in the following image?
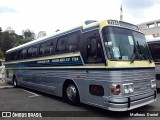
[0,82,160,120]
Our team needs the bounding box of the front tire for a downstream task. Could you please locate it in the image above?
[64,83,80,105]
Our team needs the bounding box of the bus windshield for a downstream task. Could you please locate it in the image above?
[102,26,152,61]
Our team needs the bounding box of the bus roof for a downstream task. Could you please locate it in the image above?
[6,19,139,53]
[6,20,99,53]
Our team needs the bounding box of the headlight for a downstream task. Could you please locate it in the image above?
[123,83,134,94]
[151,80,156,88]
[124,85,129,94]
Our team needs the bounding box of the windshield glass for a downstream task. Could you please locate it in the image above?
[133,31,151,60]
[102,26,152,61]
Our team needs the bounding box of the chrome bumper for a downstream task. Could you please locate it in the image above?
[108,90,157,111]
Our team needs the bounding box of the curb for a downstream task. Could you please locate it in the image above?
[0,80,13,88]
[0,86,14,89]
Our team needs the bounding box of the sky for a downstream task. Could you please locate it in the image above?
[0,0,160,36]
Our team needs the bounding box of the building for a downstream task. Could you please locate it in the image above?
[37,31,46,39]
[5,26,15,34]
[137,19,160,37]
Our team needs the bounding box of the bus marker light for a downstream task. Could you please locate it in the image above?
[110,84,121,95]
[76,74,80,78]
[110,86,115,93]
[116,85,121,95]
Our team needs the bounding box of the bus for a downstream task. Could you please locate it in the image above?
[0,59,5,79]
[147,36,160,89]
[5,19,156,111]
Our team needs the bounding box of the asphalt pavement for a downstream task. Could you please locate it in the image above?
[0,80,160,120]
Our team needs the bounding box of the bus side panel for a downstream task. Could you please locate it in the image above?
[5,69,14,82]
[155,64,160,89]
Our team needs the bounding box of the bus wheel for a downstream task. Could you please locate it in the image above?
[64,83,80,105]
[13,77,18,88]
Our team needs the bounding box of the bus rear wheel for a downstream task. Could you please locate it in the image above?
[64,83,80,105]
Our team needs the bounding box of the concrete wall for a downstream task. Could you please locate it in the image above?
[137,19,160,37]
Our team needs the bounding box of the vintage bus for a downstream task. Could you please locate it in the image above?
[5,19,156,111]
[0,59,5,79]
[147,36,160,89]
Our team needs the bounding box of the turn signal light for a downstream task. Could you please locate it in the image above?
[110,84,121,95]
[116,85,121,95]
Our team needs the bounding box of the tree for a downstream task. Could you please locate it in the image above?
[1,32,17,53]
[15,38,32,46]
[0,27,2,49]
[0,31,21,54]
[0,27,32,56]
[0,49,4,59]
[24,31,32,39]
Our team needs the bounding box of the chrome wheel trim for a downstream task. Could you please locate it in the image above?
[66,85,77,102]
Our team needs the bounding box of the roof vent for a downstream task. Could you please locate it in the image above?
[85,20,97,25]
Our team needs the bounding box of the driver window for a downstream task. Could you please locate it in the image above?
[87,36,103,63]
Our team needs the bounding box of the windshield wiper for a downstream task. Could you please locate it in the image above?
[130,41,145,63]
[148,55,152,63]
[130,44,138,63]
[136,41,145,60]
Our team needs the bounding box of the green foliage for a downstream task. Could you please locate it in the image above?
[24,31,32,39]
[0,27,32,56]
[15,38,32,46]
[0,49,4,59]
[0,32,18,53]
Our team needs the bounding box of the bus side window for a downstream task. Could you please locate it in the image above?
[39,43,46,56]
[32,45,39,57]
[87,37,97,63]
[56,37,67,52]
[149,43,160,62]
[14,52,18,60]
[22,49,27,59]
[18,50,22,60]
[27,47,33,58]
[87,35,103,63]
[66,32,79,52]
[45,40,53,55]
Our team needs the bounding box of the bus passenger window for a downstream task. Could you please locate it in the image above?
[87,37,97,63]
[39,43,46,56]
[45,41,53,55]
[22,49,27,59]
[27,47,33,58]
[56,37,67,52]
[87,36,103,63]
[67,32,79,52]
[32,45,39,57]
[18,50,23,59]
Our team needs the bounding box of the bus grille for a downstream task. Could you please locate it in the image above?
[122,69,155,93]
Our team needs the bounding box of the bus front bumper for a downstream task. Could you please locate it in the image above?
[107,90,157,111]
